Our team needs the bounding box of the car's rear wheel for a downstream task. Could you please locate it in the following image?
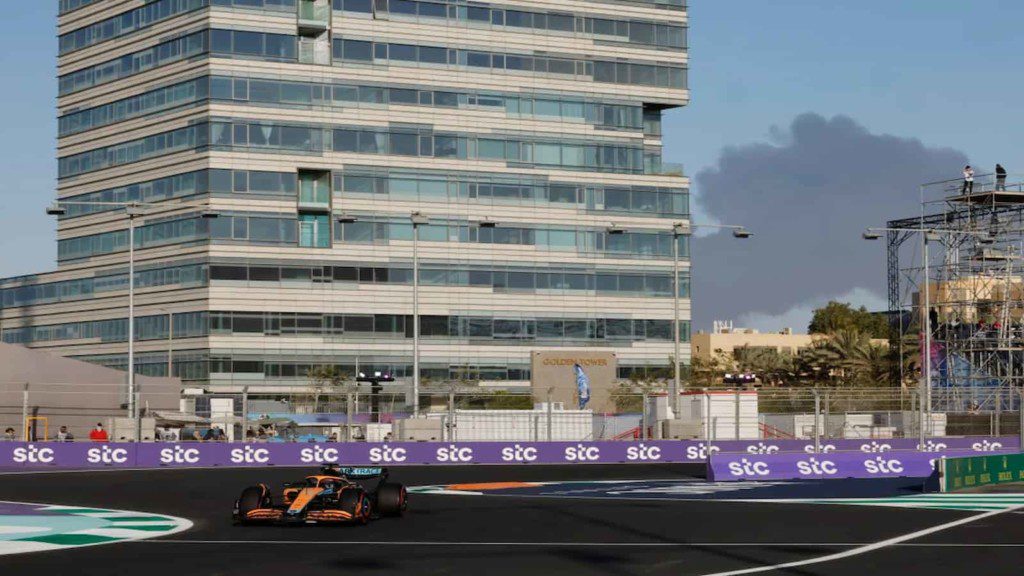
[237,486,267,524]
[376,483,407,517]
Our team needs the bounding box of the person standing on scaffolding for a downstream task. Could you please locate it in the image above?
[961,165,974,195]
[995,163,1007,191]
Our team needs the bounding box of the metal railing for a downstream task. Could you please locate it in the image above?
[3,383,1021,444]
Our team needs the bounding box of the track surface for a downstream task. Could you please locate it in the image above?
[0,464,1021,575]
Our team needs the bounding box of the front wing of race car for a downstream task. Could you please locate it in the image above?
[234,484,370,525]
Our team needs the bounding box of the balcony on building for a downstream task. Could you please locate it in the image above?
[298,0,330,34]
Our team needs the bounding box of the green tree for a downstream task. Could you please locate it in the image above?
[734,346,796,386]
[808,301,889,338]
[303,365,348,413]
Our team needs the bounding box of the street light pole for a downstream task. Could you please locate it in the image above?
[669,222,751,417]
[922,232,932,443]
[672,223,684,416]
[46,200,219,438]
[410,212,429,417]
[127,208,137,429]
[167,310,174,378]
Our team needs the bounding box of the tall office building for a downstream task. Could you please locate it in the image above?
[1,0,690,394]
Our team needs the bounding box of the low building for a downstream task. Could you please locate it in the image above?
[0,342,180,441]
[691,324,822,362]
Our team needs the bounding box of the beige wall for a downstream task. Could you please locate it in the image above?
[692,332,823,361]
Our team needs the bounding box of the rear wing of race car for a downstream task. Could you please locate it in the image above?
[319,464,388,479]
[339,467,386,478]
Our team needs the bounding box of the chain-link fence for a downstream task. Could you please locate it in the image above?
[2,382,1022,442]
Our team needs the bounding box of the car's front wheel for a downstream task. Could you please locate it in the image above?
[236,485,268,524]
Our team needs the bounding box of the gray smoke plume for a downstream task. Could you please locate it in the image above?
[692,113,969,332]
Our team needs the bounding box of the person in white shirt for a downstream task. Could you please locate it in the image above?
[961,165,974,195]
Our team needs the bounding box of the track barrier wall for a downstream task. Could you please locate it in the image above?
[0,437,1017,472]
[940,452,1024,492]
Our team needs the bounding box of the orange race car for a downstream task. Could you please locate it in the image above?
[233,464,407,525]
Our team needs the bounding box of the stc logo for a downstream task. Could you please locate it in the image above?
[87,446,129,465]
[971,440,1003,452]
[230,446,270,464]
[12,444,55,464]
[745,442,780,455]
[369,445,407,463]
[501,444,538,463]
[727,458,770,477]
[797,457,838,476]
[863,457,904,474]
[160,446,201,464]
[859,441,892,453]
[300,445,340,463]
[685,443,720,460]
[564,444,601,462]
[917,441,948,452]
[626,443,662,461]
[436,445,474,463]
[803,443,836,454]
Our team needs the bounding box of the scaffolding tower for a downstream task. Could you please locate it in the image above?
[887,171,1024,412]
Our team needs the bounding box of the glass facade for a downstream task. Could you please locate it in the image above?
[19,0,691,387]
[3,310,689,346]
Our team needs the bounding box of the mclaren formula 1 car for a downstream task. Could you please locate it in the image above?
[233,464,407,525]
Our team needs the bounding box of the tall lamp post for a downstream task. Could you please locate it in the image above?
[863,226,993,444]
[410,211,430,416]
[46,201,219,437]
[670,223,752,416]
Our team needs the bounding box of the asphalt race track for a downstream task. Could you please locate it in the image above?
[1,464,1022,575]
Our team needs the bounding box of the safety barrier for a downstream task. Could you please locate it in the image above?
[0,437,1017,471]
[708,451,960,482]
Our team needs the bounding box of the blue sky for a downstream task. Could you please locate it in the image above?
[1,1,1023,329]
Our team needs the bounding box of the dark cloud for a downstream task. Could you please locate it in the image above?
[692,113,969,330]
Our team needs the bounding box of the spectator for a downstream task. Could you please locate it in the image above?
[383,432,393,443]
[327,431,338,442]
[996,164,1007,191]
[961,165,974,195]
[89,422,109,442]
[203,425,226,442]
[257,427,269,443]
[2,427,15,441]
[55,426,74,442]
[157,425,177,442]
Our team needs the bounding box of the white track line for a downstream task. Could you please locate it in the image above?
[133,541,1024,548]
[698,504,1024,576]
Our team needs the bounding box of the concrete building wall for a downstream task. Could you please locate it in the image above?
[3,0,691,394]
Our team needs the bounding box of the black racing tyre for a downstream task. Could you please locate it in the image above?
[339,487,366,523]
[376,483,407,517]
[237,486,267,523]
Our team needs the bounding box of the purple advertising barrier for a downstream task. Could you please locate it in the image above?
[696,436,1019,456]
[0,441,685,470]
[708,450,989,481]
[0,438,1018,471]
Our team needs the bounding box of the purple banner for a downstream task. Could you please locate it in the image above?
[708,451,983,481]
[0,438,1017,471]
[705,436,1017,456]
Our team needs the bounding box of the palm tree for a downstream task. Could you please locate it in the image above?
[795,339,841,384]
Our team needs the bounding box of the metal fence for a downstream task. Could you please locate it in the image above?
[3,383,1022,442]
